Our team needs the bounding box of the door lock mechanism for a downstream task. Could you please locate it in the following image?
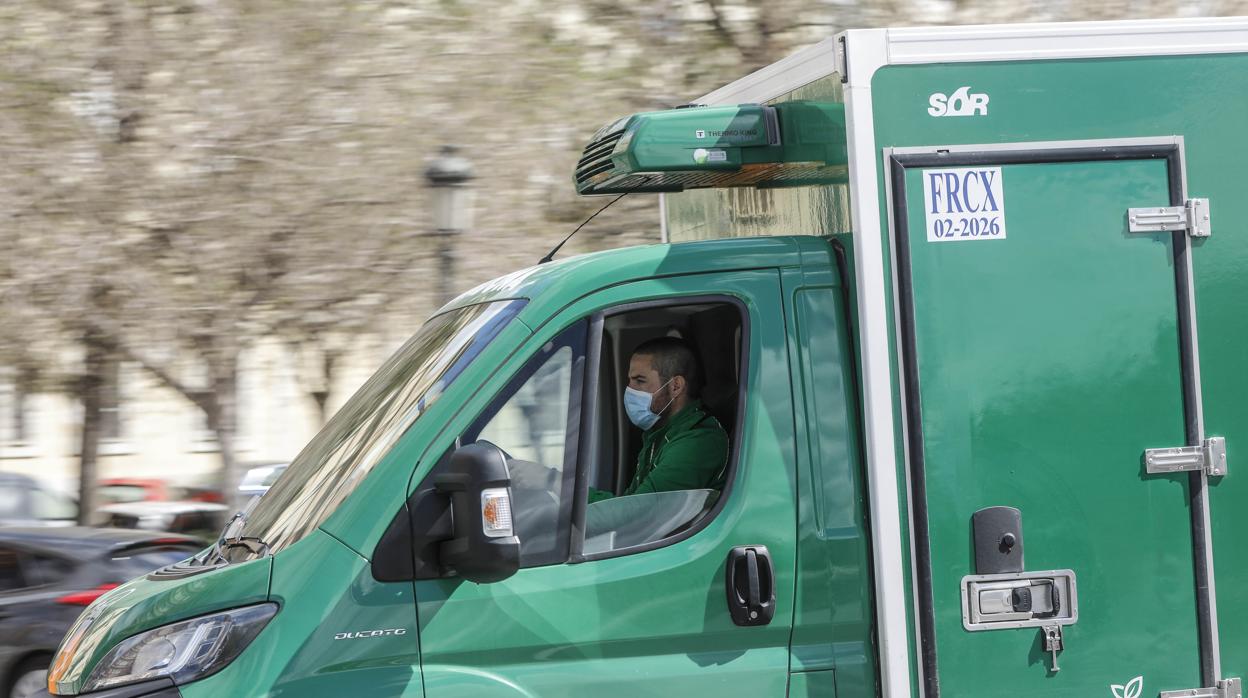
[1042,624,1063,673]
[962,570,1077,630]
[962,570,1077,674]
[965,508,1077,673]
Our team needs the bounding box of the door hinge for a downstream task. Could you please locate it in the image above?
[836,35,849,84]
[1128,198,1211,237]
[1159,677,1242,698]
[1143,437,1227,477]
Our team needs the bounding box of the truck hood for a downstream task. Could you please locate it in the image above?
[48,555,272,695]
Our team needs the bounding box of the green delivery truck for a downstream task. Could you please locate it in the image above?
[37,15,1248,698]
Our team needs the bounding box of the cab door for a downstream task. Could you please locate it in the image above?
[413,269,797,697]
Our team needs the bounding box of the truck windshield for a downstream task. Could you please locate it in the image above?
[240,299,526,553]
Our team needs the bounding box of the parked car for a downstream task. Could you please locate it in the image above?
[174,485,225,505]
[97,501,229,542]
[0,474,76,528]
[96,477,225,508]
[94,478,171,505]
[0,527,202,698]
[237,462,288,501]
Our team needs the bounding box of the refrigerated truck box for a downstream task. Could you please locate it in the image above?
[650,16,1248,698]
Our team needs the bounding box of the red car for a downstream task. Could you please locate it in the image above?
[95,478,171,504]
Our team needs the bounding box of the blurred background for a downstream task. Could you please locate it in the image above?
[1,0,1245,530]
[1,2,1246,695]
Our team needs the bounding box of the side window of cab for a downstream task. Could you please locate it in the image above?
[458,321,587,567]
[387,321,589,581]
[576,299,745,558]
[396,298,746,579]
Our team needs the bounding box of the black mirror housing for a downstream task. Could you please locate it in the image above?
[434,442,520,583]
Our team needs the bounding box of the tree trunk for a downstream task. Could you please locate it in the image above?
[211,411,239,511]
[311,389,330,425]
[76,333,106,525]
[207,355,241,511]
[310,350,337,424]
[125,340,244,510]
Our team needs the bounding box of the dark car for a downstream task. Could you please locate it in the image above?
[97,501,229,543]
[0,527,204,698]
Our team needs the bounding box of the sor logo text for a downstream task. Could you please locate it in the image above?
[928,87,990,117]
[334,628,407,640]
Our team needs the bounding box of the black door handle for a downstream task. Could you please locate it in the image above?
[725,545,775,626]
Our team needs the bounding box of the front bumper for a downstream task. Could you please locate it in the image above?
[37,678,182,698]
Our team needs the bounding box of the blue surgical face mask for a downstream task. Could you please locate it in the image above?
[623,378,674,430]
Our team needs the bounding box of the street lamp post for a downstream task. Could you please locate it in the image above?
[424,145,476,307]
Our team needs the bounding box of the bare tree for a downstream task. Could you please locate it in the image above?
[4,0,1245,510]
[1,1,436,498]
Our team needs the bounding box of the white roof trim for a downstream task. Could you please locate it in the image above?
[697,17,1248,104]
[884,16,1248,67]
[697,36,840,106]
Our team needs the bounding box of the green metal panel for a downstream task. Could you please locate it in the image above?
[784,261,877,697]
[896,156,1199,694]
[575,102,847,195]
[183,530,423,698]
[441,235,806,319]
[789,669,838,697]
[46,554,271,695]
[414,269,797,697]
[871,54,1248,689]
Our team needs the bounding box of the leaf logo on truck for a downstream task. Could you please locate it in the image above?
[1110,676,1143,698]
[928,87,990,117]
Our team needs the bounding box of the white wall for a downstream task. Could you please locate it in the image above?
[0,335,390,496]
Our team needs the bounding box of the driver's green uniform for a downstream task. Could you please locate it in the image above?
[590,399,729,502]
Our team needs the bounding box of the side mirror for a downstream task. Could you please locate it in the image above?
[433,442,520,583]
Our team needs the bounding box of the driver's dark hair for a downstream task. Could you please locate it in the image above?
[632,336,700,398]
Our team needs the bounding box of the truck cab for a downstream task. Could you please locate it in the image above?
[43,236,873,698]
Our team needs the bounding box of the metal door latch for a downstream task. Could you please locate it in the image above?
[962,569,1078,631]
[1144,437,1228,476]
[1128,198,1211,237]
[1042,624,1062,673]
[1159,677,1242,698]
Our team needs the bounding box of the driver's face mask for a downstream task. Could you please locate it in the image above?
[623,378,675,430]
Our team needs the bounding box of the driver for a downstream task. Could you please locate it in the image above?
[589,336,729,502]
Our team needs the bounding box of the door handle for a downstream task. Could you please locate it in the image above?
[725,545,775,626]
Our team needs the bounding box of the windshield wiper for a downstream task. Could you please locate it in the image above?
[207,503,272,564]
[219,536,270,557]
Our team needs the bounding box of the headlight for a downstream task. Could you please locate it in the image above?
[81,604,277,692]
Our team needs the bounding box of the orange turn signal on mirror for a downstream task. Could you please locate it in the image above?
[480,488,513,538]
